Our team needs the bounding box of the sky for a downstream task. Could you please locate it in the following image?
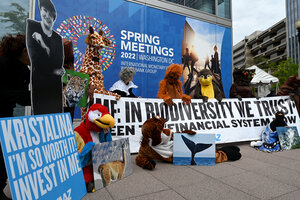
[232,0,286,45]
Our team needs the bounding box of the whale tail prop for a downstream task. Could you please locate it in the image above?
[181,135,213,165]
[181,135,212,153]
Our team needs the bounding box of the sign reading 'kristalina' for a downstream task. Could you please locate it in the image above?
[0,113,86,200]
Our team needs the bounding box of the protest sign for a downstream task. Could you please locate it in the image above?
[92,138,132,190]
[94,94,300,153]
[278,126,300,150]
[62,69,89,108]
[0,113,86,200]
[173,133,215,166]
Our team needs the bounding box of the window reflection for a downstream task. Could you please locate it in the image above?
[165,0,231,18]
[167,0,184,6]
[0,0,29,38]
[185,0,215,14]
[217,0,231,19]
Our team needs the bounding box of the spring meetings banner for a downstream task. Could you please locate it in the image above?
[34,0,232,98]
[0,113,86,200]
[95,94,300,153]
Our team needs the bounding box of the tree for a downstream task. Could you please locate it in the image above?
[271,58,299,87]
[0,3,28,34]
[251,56,277,72]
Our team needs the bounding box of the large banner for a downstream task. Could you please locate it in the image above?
[0,113,86,200]
[95,94,300,153]
[34,0,232,98]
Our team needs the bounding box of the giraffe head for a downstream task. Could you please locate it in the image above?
[84,26,106,50]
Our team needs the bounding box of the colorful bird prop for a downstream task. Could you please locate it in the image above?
[74,103,115,192]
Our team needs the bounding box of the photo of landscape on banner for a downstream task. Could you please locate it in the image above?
[35,0,232,98]
[278,126,300,150]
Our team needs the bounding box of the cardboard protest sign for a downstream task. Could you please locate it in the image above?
[278,127,300,150]
[27,0,64,115]
[173,133,215,166]
[94,94,300,153]
[62,69,89,108]
[0,113,86,200]
[92,138,132,190]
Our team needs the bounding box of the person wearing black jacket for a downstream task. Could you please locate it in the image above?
[0,34,30,117]
[0,33,30,200]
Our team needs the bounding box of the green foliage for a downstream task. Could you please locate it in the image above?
[253,56,268,65]
[252,56,277,71]
[0,3,28,34]
[270,58,299,87]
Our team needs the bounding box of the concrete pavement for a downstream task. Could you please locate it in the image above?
[80,142,300,200]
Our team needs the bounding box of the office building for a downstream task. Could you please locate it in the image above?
[129,0,232,27]
[286,0,300,66]
[233,19,287,70]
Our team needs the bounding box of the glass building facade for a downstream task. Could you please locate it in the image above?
[165,0,231,19]
[126,0,232,30]
[286,0,300,66]
[0,0,30,38]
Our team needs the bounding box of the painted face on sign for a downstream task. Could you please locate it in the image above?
[40,6,54,31]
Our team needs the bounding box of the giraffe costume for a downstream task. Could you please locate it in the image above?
[80,27,120,119]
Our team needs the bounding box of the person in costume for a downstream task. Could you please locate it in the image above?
[251,111,288,152]
[193,69,223,102]
[80,27,120,120]
[157,64,191,106]
[230,67,255,99]
[0,33,30,200]
[277,76,300,116]
[74,104,115,192]
[136,116,241,170]
[109,67,139,97]
[0,34,31,117]
[26,0,64,114]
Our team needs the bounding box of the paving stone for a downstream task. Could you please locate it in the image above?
[221,171,297,200]
[126,189,185,200]
[176,178,259,200]
[190,162,246,178]
[106,171,169,200]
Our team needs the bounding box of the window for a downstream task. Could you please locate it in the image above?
[217,0,230,19]
[0,0,29,38]
[165,0,216,15]
[185,0,215,14]
[166,0,184,6]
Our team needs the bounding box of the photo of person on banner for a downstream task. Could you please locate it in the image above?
[26,0,64,115]
[182,18,226,98]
